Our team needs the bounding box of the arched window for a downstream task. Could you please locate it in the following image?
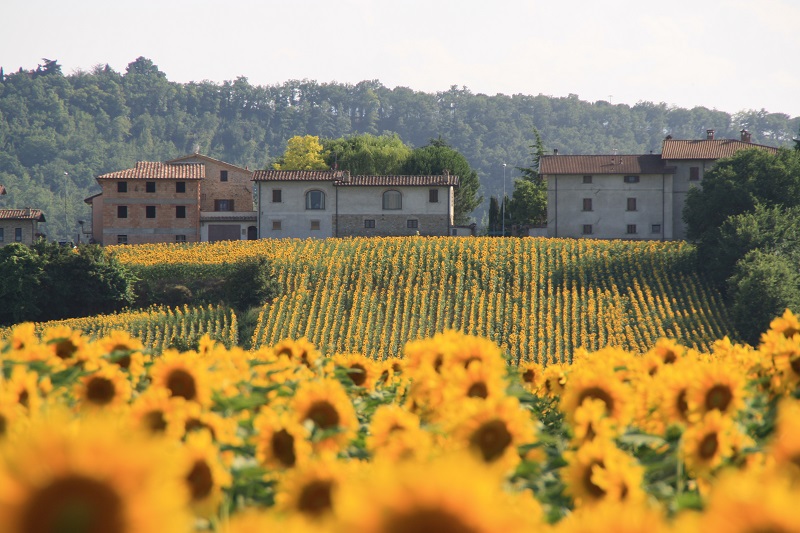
[382,190,402,210]
[305,190,325,210]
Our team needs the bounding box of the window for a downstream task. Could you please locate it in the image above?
[14,228,22,242]
[583,175,593,184]
[582,224,593,235]
[651,224,662,233]
[689,167,700,181]
[310,220,320,231]
[146,181,156,193]
[305,190,325,210]
[627,224,637,234]
[117,181,127,193]
[627,198,637,211]
[272,220,282,231]
[0,228,3,242]
[624,175,640,183]
[407,219,418,229]
[220,170,228,182]
[272,189,282,203]
[176,206,186,219]
[176,181,186,193]
[175,235,186,242]
[364,219,376,229]
[117,206,128,219]
[117,235,128,244]
[429,189,439,203]
[146,206,156,218]
[582,198,593,211]
[214,199,234,211]
[383,190,402,210]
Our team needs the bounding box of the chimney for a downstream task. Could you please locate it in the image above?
[740,129,751,143]
[706,129,715,140]
[553,149,559,155]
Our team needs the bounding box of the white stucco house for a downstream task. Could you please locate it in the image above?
[251,170,459,238]
[538,130,778,240]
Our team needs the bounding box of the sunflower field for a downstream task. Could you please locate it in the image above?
[1,309,800,532]
[0,304,238,352]
[111,237,733,361]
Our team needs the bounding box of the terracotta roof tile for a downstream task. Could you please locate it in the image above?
[539,154,673,175]
[338,175,460,187]
[97,162,205,180]
[661,139,778,160]
[252,170,340,182]
[0,208,45,221]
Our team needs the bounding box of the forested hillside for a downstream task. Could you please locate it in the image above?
[1,57,797,239]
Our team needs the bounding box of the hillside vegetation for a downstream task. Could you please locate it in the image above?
[111,237,734,361]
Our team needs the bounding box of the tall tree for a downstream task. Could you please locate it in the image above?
[402,137,482,224]
[272,135,329,170]
[508,128,548,227]
[323,133,411,175]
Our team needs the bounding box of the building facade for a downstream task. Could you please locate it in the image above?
[90,154,257,245]
[252,170,458,239]
[0,208,46,247]
[539,130,778,240]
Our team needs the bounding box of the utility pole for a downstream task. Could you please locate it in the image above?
[63,171,69,243]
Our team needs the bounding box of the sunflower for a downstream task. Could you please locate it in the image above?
[253,408,312,472]
[655,362,698,427]
[0,392,26,440]
[765,308,800,341]
[570,398,622,445]
[562,439,645,507]
[335,454,540,533]
[646,338,686,366]
[698,469,800,533]
[442,359,508,403]
[331,353,380,391]
[366,405,432,462]
[179,400,241,446]
[685,361,746,421]
[681,410,736,478]
[541,362,569,399]
[74,365,132,410]
[42,325,98,369]
[149,349,212,407]
[0,411,191,533]
[447,396,536,473]
[402,335,451,376]
[769,398,800,477]
[221,509,331,533]
[445,332,507,375]
[290,378,358,453]
[518,361,545,395]
[2,366,43,414]
[128,388,186,439]
[768,336,800,394]
[96,330,146,378]
[272,338,322,369]
[179,429,232,518]
[560,366,633,428]
[274,457,351,521]
[555,501,667,533]
[375,356,404,388]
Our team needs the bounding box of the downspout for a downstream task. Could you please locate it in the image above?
[257,180,262,238]
[446,186,451,235]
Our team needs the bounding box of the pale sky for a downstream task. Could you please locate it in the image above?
[2,0,799,117]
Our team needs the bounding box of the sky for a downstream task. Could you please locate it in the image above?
[2,0,799,117]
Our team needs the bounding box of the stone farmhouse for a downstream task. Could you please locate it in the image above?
[251,170,459,238]
[538,130,778,240]
[86,154,257,245]
[0,184,47,247]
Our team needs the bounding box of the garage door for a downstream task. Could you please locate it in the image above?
[208,225,240,242]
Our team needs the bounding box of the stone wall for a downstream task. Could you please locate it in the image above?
[336,214,450,237]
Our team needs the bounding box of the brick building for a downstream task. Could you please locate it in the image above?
[89,154,257,245]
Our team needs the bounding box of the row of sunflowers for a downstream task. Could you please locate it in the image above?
[1,309,799,532]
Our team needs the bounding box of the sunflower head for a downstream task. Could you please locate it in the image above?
[331,353,380,391]
[75,365,132,410]
[681,410,736,478]
[563,439,645,507]
[253,408,312,472]
[560,366,633,428]
[149,350,212,407]
[290,378,358,453]
[274,457,352,521]
[180,429,232,518]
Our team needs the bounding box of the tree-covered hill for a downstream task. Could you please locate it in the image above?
[1,57,797,240]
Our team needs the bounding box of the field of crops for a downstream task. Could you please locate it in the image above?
[1,310,799,532]
[0,304,238,352]
[112,237,734,362]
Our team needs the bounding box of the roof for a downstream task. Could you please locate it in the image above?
[166,153,250,172]
[0,208,46,222]
[539,154,673,175]
[661,139,779,160]
[252,169,459,187]
[97,162,205,180]
[252,170,341,182]
[84,192,102,204]
[337,175,460,187]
